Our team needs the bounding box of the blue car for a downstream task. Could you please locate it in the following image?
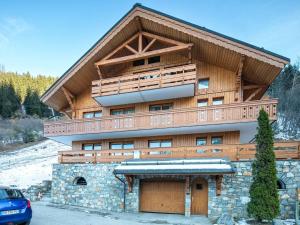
[0,186,32,225]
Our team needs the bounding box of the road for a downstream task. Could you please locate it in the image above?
[30,202,212,225]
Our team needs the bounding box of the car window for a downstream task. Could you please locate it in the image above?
[0,189,23,200]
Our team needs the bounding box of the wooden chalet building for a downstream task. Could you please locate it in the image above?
[41,4,300,219]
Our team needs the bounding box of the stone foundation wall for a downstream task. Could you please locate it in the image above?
[208,160,300,220]
[51,160,300,219]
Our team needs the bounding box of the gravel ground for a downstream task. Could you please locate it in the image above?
[30,202,212,225]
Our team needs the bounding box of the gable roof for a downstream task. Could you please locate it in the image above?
[41,3,289,111]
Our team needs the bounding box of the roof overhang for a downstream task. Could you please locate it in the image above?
[114,158,236,175]
[41,3,290,111]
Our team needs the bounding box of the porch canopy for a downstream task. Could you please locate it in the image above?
[114,158,236,175]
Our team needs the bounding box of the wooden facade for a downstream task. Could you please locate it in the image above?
[40,4,298,164]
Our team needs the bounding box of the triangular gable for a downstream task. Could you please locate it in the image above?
[41,3,289,110]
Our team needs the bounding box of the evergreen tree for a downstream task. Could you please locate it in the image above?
[0,82,21,118]
[247,109,279,221]
[23,89,42,117]
[268,63,300,138]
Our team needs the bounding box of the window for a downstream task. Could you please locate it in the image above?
[82,143,102,150]
[198,79,209,90]
[111,107,135,115]
[197,99,208,107]
[196,137,207,146]
[212,97,224,106]
[110,142,134,150]
[196,183,203,190]
[74,177,87,186]
[148,56,160,64]
[149,103,173,111]
[0,189,23,200]
[277,179,286,190]
[83,111,102,119]
[133,59,145,67]
[149,140,172,148]
[211,136,223,145]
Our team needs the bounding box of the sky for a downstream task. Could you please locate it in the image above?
[0,0,300,77]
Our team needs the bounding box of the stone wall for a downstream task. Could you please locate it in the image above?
[51,160,300,219]
[208,160,300,220]
[52,164,125,212]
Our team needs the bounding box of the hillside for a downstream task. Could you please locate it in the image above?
[0,71,56,102]
[0,140,70,189]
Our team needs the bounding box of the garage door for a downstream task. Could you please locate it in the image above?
[140,180,185,214]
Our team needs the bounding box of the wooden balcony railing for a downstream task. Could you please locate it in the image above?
[91,64,196,97]
[58,142,300,164]
[44,99,278,137]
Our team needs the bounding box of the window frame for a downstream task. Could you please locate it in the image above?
[149,103,173,112]
[196,137,207,146]
[212,97,224,106]
[82,143,102,151]
[148,139,172,148]
[83,111,102,119]
[198,78,209,90]
[110,107,135,115]
[197,99,208,107]
[148,56,160,64]
[132,59,145,67]
[109,142,134,150]
[211,136,223,145]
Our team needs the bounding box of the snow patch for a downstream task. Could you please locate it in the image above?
[0,140,70,189]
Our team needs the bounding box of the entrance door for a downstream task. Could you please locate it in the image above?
[140,180,185,214]
[191,178,208,215]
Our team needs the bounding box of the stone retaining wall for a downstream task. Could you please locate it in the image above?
[208,160,300,220]
[51,160,300,219]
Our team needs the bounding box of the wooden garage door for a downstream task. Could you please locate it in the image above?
[140,180,185,214]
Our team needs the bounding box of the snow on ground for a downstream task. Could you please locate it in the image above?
[0,140,70,189]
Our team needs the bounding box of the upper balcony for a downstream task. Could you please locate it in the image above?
[91,64,196,106]
[44,99,277,145]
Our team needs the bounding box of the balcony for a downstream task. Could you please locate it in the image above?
[91,64,197,106]
[44,99,278,145]
[58,142,300,164]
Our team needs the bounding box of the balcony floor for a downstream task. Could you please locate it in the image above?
[94,84,195,106]
[48,121,258,146]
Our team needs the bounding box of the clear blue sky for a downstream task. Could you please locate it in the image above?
[0,0,299,77]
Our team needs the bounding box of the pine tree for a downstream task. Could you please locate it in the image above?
[0,83,21,118]
[247,109,279,221]
[23,89,42,117]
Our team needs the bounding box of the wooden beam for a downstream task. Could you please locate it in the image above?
[62,87,74,110]
[125,175,133,193]
[101,33,139,61]
[142,31,188,46]
[138,33,142,53]
[243,84,266,90]
[188,46,192,63]
[142,38,156,53]
[125,44,138,54]
[95,65,103,79]
[96,44,193,67]
[235,55,245,102]
[216,175,223,196]
[245,87,262,101]
[135,16,142,31]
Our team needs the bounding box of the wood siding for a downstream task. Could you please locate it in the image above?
[72,131,240,151]
[72,61,237,119]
